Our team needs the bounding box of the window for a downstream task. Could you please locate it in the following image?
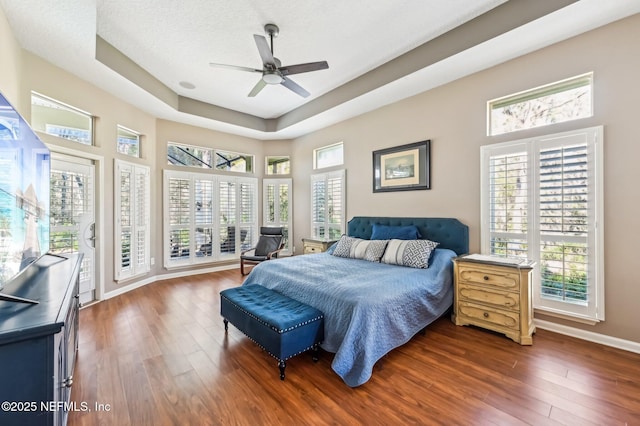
[167,143,254,174]
[488,73,593,136]
[117,125,141,158]
[265,156,291,175]
[31,92,93,145]
[163,170,257,267]
[480,126,603,322]
[314,142,343,169]
[114,160,150,280]
[264,178,292,254]
[167,142,213,168]
[215,149,254,173]
[311,170,345,240]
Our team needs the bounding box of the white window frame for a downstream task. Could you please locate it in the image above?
[263,178,292,254]
[480,126,604,323]
[114,160,150,281]
[117,125,141,158]
[167,141,213,169]
[163,170,258,268]
[215,149,254,173]
[265,156,291,175]
[310,169,346,240]
[313,142,344,169]
[487,73,593,136]
[31,92,94,145]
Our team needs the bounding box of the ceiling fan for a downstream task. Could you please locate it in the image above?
[210,23,329,98]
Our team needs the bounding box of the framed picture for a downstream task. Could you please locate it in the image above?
[372,140,430,192]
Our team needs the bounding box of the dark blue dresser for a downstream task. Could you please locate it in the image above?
[0,254,82,426]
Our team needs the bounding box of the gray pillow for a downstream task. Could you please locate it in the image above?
[381,239,439,268]
[332,236,388,262]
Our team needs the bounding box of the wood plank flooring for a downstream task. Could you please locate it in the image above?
[68,269,640,425]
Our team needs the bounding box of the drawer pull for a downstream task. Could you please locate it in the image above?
[64,376,73,388]
[483,312,489,318]
[483,276,489,281]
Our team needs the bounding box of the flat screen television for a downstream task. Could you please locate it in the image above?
[0,91,51,304]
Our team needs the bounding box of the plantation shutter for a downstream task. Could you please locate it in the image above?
[481,127,603,321]
[115,160,150,280]
[535,133,599,317]
[219,179,236,255]
[194,177,214,259]
[134,165,150,274]
[239,179,257,251]
[167,175,191,264]
[311,174,326,239]
[310,170,345,240]
[163,171,258,266]
[487,148,529,258]
[117,164,132,276]
[263,179,292,253]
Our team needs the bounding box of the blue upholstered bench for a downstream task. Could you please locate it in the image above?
[220,284,324,380]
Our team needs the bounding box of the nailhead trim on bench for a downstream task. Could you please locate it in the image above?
[220,293,324,334]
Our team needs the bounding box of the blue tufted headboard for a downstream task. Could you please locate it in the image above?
[347,216,469,256]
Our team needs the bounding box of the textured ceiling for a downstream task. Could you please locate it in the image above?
[1,0,639,139]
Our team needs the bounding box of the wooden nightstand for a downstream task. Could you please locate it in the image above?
[452,254,536,345]
[302,238,338,254]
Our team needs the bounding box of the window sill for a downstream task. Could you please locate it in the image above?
[534,307,602,326]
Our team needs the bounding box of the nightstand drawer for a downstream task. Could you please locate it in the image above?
[302,238,337,255]
[457,283,520,311]
[458,265,520,291]
[458,301,519,331]
[304,246,322,254]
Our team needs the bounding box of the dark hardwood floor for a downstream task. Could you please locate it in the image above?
[69,269,640,425]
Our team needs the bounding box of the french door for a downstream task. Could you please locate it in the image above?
[50,154,96,305]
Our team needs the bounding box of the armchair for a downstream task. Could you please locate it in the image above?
[240,227,285,275]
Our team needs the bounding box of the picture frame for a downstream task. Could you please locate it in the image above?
[372,140,430,192]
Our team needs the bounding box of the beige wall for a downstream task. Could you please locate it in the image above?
[289,14,640,343]
[2,2,639,344]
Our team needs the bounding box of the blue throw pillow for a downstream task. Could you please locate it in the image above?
[371,224,421,240]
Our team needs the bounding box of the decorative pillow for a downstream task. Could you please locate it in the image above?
[381,239,439,268]
[332,235,389,262]
[371,224,421,240]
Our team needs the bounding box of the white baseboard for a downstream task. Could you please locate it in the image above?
[535,319,640,355]
[102,263,239,301]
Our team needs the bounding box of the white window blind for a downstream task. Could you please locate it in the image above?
[263,178,292,254]
[239,181,257,252]
[115,160,150,281]
[163,170,257,267]
[311,170,345,240]
[488,147,529,258]
[481,127,603,322]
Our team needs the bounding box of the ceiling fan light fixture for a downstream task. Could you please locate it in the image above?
[262,72,283,85]
[210,22,328,97]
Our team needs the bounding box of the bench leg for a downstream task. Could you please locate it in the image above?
[312,344,320,362]
[279,360,286,380]
[223,319,228,332]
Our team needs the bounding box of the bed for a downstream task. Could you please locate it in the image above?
[243,216,469,387]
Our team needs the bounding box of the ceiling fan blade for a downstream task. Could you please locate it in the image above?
[279,61,329,76]
[209,63,262,73]
[281,77,310,98]
[253,35,276,67]
[248,79,267,97]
